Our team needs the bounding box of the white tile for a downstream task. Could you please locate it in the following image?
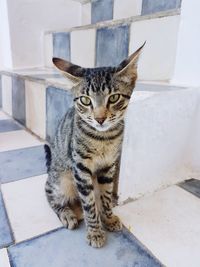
[71,29,95,67]
[47,77,74,90]
[0,130,43,152]
[114,0,142,19]
[0,111,10,120]
[2,175,62,243]
[130,15,180,81]
[44,33,53,67]
[16,68,56,76]
[2,75,12,116]
[25,81,46,139]
[82,2,91,25]
[114,186,200,267]
[0,249,10,267]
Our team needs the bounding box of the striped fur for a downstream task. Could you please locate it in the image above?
[45,44,143,248]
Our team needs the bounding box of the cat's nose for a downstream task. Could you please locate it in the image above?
[95,117,106,125]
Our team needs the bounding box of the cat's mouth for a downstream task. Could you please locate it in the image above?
[92,119,119,132]
[84,116,119,132]
[94,123,111,132]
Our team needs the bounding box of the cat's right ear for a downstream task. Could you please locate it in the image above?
[52,58,84,83]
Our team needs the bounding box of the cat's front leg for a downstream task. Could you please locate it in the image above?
[73,163,106,248]
[97,165,123,232]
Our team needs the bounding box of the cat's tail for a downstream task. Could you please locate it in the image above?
[44,144,52,172]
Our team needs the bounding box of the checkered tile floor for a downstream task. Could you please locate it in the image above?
[0,110,200,267]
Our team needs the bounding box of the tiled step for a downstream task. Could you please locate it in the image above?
[114,182,200,267]
[44,9,180,81]
[0,110,200,267]
[81,0,182,25]
[0,116,162,267]
[1,70,200,203]
[0,69,74,141]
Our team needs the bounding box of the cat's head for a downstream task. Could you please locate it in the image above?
[53,43,145,132]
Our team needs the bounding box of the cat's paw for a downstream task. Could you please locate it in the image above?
[86,229,106,248]
[102,215,122,232]
[59,210,78,230]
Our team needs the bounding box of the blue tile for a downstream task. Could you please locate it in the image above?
[96,25,129,67]
[46,86,73,142]
[92,0,114,24]
[0,119,23,133]
[12,76,26,125]
[142,0,182,15]
[0,75,2,108]
[0,146,46,183]
[8,225,162,267]
[53,32,70,60]
[179,179,200,198]
[0,191,14,248]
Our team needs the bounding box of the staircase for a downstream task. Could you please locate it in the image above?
[0,1,200,266]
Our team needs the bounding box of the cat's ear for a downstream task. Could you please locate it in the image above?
[115,42,145,86]
[52,58,84,83]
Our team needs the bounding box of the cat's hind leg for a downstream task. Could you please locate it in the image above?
[45,169,82,229]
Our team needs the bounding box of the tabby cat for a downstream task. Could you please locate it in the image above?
[45,43,144,248]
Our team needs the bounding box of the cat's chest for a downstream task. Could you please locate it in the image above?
[92,140,121,168]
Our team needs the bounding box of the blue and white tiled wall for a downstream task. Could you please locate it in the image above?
[46,86,73,141]
[53,32,71,60]
[91,0,114,24]
[45,12,180,81]
[82,0,182,25]
[0,73,73,142]
[96,25,129,67]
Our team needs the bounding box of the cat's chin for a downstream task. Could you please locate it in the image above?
[93,124,113,132]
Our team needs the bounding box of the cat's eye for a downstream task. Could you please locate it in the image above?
[80,96,91,106]
[109,94,120,104]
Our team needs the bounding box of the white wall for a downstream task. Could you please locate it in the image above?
[172,0,200,86]
[0,0,12,69]
[186,102,200,176]
[118,87,200,202]
[2,0,82,69]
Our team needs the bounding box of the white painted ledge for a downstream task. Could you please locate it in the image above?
[119,87,200,202]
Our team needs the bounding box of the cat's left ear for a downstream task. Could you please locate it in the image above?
[115,42,145,86]
[52,58,85,84]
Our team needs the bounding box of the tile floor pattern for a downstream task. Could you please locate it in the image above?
[0,110,200,267]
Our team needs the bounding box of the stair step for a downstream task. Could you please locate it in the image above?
[81,0,182,25]
[0,69,74,141]
[44,9,180,81]
[114,184,200,267]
